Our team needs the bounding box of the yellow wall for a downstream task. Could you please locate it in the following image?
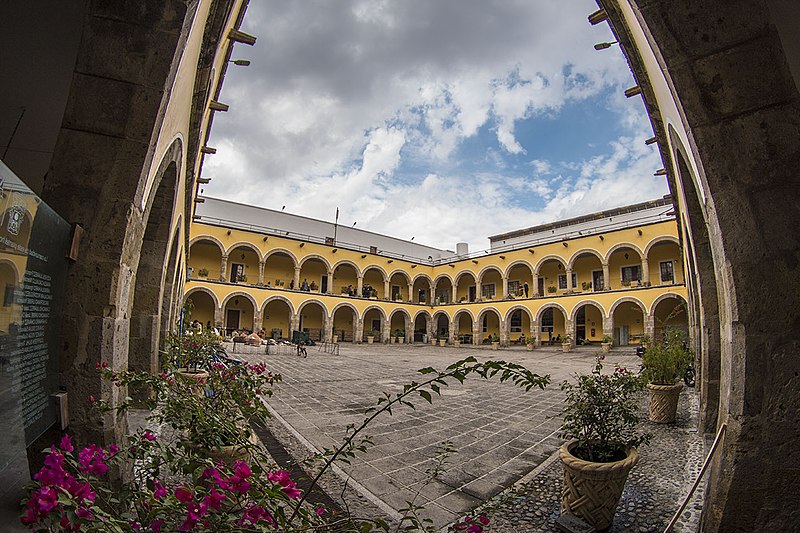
[264,252,294,287]
[189,242,222,280]
[262,299,292,338]
[647,242,684,285]
[613,302,645,341]
[186,291,215,327]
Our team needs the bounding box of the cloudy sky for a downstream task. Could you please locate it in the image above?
[201,0,668,251]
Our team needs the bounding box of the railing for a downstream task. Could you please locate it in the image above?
[194,207,675,266]
[317,341,340,356]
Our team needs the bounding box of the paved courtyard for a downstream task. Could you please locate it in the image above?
[236,343,678,528]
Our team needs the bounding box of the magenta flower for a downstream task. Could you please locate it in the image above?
[33,486,59,513]
[203,488,226,510]
[143,431,157,441]
[283,485,302,499]
[175,487,193,503]
[466,525,483,533]
[150,519,164,532]
[186,499,209,521]
[78,444,108,476]
[267,470,292,487]
[315,506,325,516]
[153,480,168,500]
[60,434,74,453]
[478,516,490,525]
[238,504,275,527]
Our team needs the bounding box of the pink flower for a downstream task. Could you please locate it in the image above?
[466,525,483,533]
[175,488,193,503]
[33,486,59,513]
[60,434,74,453]
[78,445,108,476]
[130,521,141,530]
[315,506,325,516]
[238,504,274,527]
[478,516,490,525]
[227,461,253,494]
[75,507,94,520]
[143,431,156,441]
[186,499,209,521]
[88,395,95,404]
[599,354,606,361]
[283,485,302,499]
[153,480,168,500]
[203,488,225,510]
[108,444,119,456]
[150,519,164,533]
[267,470,291,487]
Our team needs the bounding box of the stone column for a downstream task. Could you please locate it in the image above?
[355,317,364,343]
[530,320,539,346]
[565,318,574,346]
[293,267,301,289]
[641,259,650,286]
[533,274,539,296]
[357,275,364,297]
[407,283,413,302]
[500,319,508,346]
[382,318,390,343]
[383,279,390,300]
[602,262,610,290]
[327,269,334,294]
[405,319,413,344]
[220,254,228,281]
[290,313,300,334]
[214,306,224,328]
[448,321,456,344]
[427,281,433,304]
[603,314,614,344]
[644,314,655,341]
[427,316,435,342]
[566,268,574,291]
[253,309,261,332]
[472,325,482,346]
[502,275,508,298]
[324,316,334,342]
[258,260,265,285]
[451,285,457,304]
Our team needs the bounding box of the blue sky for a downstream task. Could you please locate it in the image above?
[202,0,668,250]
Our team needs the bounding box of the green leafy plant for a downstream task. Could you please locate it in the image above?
[560,356,651,462]
[561,334,572,344]
[163,330,222,373]
[602,334,613,344]
[197,268,209,277]
[490,333,500,343]
[581,281,592,291]
[641,329,693,385]
[393,328,405,337]
[367,329,380,338]
[547,285,557,294]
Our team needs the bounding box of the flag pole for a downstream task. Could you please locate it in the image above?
[333,207,339,244]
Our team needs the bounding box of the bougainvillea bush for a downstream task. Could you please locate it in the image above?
[22,356,549,531]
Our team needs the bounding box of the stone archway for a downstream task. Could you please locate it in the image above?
[413,311,431,343]
[332,303,357,343]
[261,297,294,341]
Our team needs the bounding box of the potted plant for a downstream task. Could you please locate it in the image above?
[454,337,461,348]
[366,329,379,344]
[547,285,557,294]
[559,357,651,530]
[581,281,592,291]
[621,279,631,288]
[439,334,447,347]
[392,329,404,343]
[561,334,572,353]
[640,330,693,423]
[332,334,338,343]
[490,333,500,351]
[601,334,613,353]
[162,331,219,390]
[526,335,536,351]
[197,267,209,278]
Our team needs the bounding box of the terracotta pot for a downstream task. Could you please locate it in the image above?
[439,339,446,347]
[430,339,436,346]
[200,432,259,466]
[602,342,612,353]
[562,342,571,353]
[647,382,683,423]
[526,343,534,351]
[560,440,639,531]
[454,340,461,348]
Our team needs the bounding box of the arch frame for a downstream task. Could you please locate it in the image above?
[189,235,225,254]
[298,253,332,271]
[184,285,220,309]
[263,248,300,267]
[504,304,534,324]
[331,259,362,278]
[534,254,568,275]
[504,259,534,279]
[296,298,330,317]
[570,299,607,323]
[220,290,258,311]
[225,241,263,260]
[330,300,359,319]
[260,294,296,316]
[608,295,648,319]
[649,292,689,318]
[604,242,644,265]
[535,301,569,324]
[643,235,681,258]
[567,248,605,270]
[360,304,388,322]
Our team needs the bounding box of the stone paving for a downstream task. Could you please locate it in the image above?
[231,342,706,530]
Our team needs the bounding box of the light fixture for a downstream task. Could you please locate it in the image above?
[593,41,618,50]
[411,265,416,268]
[201,146,217,154]
[654,168,668,176]
[387,260,393,263]
[499,255,505,260]
[226,230,231,235]
[449,264,455,268]
[599,235,604,241]
[241,254,245,260]
[624,253,629,259]
[332,249,337,253]
[562,242,568,247]
[472,260,478,264]
[528,249,535,254]
[263,237,268,242]
[361,254,366,258]
[228,28,257,45]
[637,229,643,236]
[645,136,657,145]
[624,86,642,98]
[230,59,251,66]
[209,100,229,112]
[299,243,304,247]
[197,177,211,184]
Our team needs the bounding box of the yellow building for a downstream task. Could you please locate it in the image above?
[184,196,688,347]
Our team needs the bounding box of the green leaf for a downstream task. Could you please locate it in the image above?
[419,390,432,403]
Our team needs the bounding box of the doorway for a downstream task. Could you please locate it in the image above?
[226,309,240,332]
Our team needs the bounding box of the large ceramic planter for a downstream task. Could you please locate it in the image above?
[366,336,374,344]
[647,382,683,423]
[526,343,535,351]
[491,342,499,351]
[454,340,461,348]
[560,440,639,531]
[332,335,338,343]
[430,339,436,346]
[176,369,209,396]
[601,342,612,353]
[439,339,446,347]
[562,342,571,353]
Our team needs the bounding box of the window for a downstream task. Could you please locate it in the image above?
[660,261,674,283]
[621,265,642,283]
[230,263,245,283]
[508,280,520,296]
[4,284,15,306]
[481,283,495,299]
[557,273,577,289]
[391,285,401,300]
[482,315,488,333]
[510,310,522,333]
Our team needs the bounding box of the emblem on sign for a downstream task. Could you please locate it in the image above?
[7,204,24,235]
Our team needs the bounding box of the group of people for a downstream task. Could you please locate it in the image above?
[289,278,318,292]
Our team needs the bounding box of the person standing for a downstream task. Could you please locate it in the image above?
[523,281,529,298]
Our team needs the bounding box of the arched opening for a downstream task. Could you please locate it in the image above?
[264,251,296,289]
[332,262,359,296]
[479,267,502,301]
[362,267,385,299]
[332,305,356,342]
[299,256,329,293]
[570,251,604,292]
[537,257,568,295]
[0,261,20,335]
[539,306,566,345]
[262,298,292,340]
[646,240,683,286]
[188,238,223,280]
[362,307,386,341]
[227,244,259,284]
[652,296,689,343]
[413,312,430,343]
[389,271,410,302]
[297,301,325,342]
[455,271,477,303]
[573,302,604,345]
[412,275,432,304]
[185,290,216,331]
[433,312,450,340]
[223,295,255,335]
[478,309,501,345]
[389,309,409,342]
[611,300,645,346]
[607,246,643,290]
[129,155,179,376]
[454,311,474,344]
[506,308,532,344]
[506,262,534,299]
[433,276,452,304]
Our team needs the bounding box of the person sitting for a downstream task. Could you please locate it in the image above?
[257,328,267,338]
[309,280,318,291]
[301,278,310,291]
[347,284,354,296]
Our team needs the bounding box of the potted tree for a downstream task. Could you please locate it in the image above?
[198,267,209,278]
[438,334,447,347]
[162,331,217,393]
[601,334,613,353]
[526,336,536,351]
[559,357,651,530]
[561,334,572,353]
[641,330,692,423]
[547,285,557,294]
[392,329,403,343]
[490,333,500,351]
[366,329,379,344]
